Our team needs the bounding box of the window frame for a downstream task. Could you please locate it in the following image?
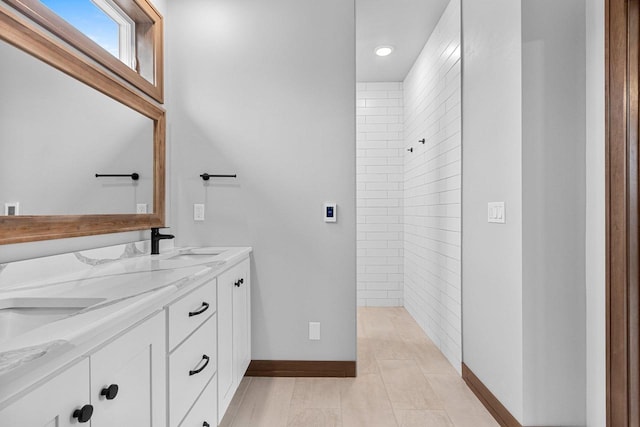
[4,0,164,103]
[92,0,136,69]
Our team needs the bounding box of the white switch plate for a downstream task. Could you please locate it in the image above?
[309,322,321,340]
[194,204,205,221]
[323,203,337,223]
[4,202,19,216]
[136,203,148,214]
[488,202,505,223]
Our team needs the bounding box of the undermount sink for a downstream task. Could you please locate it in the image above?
[0,297,106,343]
[166,249,228,262]
[167,254,224,262]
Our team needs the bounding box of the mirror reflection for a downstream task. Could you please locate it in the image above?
[0,39,154,216]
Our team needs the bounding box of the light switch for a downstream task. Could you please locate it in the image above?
[488,202,505,223]
[194,204,205,221]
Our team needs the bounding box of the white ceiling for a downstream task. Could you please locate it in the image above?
[356,0,451,82]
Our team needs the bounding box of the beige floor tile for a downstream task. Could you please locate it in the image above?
[225,309,499,427]
[341,407,399,427]
[426,375,486,412]
[360,308,397,339]
[340,373,392,410]
[393,409,454,427]
[290,378,341,409]
[373,337,416,360]
[378,359,443,410]
[426,374,498,426]
[357,310,367,338]
[286,408,342,427]
[219,377,253,427]
[446,411,500,427]
[390,315,432,343]
[230,377,295,427]
[357,338,379,374]
[411,341,459,376]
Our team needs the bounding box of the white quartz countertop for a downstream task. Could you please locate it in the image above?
[0,245,251,404]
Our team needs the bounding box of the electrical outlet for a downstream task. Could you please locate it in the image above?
[194,204,205,221]
[4,202,19,216]
[309,322,321,340]
[136,203,148,214]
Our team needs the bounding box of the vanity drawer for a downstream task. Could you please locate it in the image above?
[168,278,216,351]
[179,374,217,427]
[169,314,217,427]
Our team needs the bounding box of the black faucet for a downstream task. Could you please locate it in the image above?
[151,227,175,255]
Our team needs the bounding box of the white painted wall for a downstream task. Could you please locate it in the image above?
[463,0,588,424]
[356,82,404,307]
[461,0,524,421]
[585,0,606,425]
[166,0,356,361]
[403,0,462,373]
[521,1,586,424]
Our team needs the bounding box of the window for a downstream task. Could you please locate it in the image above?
[40,0,135,68]
[5,0,164,102]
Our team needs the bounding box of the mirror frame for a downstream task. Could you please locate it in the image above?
[0,5,165,245]
[3,0,164,102]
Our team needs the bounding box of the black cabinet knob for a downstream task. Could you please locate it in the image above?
[234,280,240,287]
[72,405,93,423]
[100,384,119,400]
[203,422,210,427]
[239,278,244,284]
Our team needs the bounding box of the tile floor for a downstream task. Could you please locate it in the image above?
[220,307,499,427]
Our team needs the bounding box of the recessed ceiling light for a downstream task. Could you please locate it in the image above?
[375,46,394,57]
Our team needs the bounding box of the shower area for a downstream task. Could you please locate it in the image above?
[356,0,462,371]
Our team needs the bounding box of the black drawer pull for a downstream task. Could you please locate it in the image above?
[203,423,210,427]
[189,302,210,317]
[100,384,119,400]
[72,405,93,423]
[189,354,210,376]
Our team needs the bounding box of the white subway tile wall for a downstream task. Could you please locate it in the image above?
[403,0,462,372]
[356,82,404,307]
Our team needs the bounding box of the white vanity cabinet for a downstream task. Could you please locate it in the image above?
[90,312,166,427]
[0,312,165,427]
[217,258,251,424]
[0,359,90,426]
[0,250,252,427]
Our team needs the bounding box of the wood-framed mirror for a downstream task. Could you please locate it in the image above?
[0,5,165,245]
[3,0,164,102]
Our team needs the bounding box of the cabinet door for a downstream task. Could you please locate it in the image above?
[0,358,91,427]
[178,375,217,427]
[90,312,166,427]
[216,265,236,423]
[233,259,251,386]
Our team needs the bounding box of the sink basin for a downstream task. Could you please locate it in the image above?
[0,297,106,343]
[167,254,224,262]
[166,248,228,262]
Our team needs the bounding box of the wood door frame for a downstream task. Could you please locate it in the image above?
[607,0,640,425]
